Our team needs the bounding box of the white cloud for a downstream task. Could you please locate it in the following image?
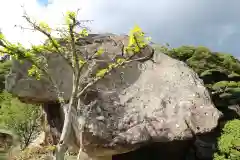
[1,0,240,57]
[0,0,94,48]
[0,0,186,48]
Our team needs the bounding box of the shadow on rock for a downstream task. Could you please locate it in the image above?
[113,140,193,160]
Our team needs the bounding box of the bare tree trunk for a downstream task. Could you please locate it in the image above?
[55,93,77,160]
[55,144,68,160]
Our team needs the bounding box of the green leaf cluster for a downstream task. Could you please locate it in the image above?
[79,28,88,37]
[39,21,51,33]
[94,25,149,80]
[125,25,150,53]
[214,119,240,160]
[65,11,77,25]
[95,58,127,78]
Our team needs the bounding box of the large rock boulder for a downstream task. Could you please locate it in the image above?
[5,34,222,160]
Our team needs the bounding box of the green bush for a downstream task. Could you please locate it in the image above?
[0,91,41,149]
[214,119,240,160]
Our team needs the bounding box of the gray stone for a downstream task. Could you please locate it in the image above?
[5,34,222,159]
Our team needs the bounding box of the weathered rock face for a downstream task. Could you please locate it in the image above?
[0,129,15,150]
[5,34,222,159]
[72,53,221,158]
[0,129,20,159]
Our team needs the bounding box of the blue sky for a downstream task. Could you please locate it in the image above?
[79,0,240,58]
[1,0,240,59]
[37,0,49,6]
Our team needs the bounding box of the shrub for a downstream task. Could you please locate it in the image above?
[214,119,240,160]
[0,91,41,149]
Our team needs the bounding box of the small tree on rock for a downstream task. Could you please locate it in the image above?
[0,8,154,160]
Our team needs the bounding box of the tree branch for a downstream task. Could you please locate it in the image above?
[22,13,74,72]
[76,34,154,98]
[0,44,66,106]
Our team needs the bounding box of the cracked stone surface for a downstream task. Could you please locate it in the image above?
[5,34,222,158]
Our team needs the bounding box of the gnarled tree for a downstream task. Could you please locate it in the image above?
[0,8,154,160]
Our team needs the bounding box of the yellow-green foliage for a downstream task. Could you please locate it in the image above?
[95,25,149,79]
[214,119,240,160]
[39,21,51,33]
[125,25,150,53]
[0,11,152,160]
[1,11,149,84]
[65,11,77,25]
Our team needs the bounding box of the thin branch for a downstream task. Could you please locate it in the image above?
[22,13,74,72]
[69,19,79,72]
[15,25,77,39]
[126,46,155,63]
[76,34,154,98]
[76,48,101,87]
[76,55,146,99]
[1,44,66,106]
